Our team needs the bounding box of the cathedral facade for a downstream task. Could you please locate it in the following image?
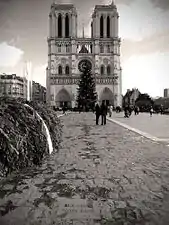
[46,1,122,108]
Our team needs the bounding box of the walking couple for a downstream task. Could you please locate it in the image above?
[95,101,108,125]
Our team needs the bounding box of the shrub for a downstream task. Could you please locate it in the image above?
[0,97,62,178]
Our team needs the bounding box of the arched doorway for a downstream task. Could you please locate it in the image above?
[55,89,72,108]
[99,87,114,106]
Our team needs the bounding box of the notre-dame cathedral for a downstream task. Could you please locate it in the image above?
[46,1,122,108]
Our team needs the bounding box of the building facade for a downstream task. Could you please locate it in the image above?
[164,88,169,98]
[0,74,27,99]
[31,81,46,103]
[123,88,140,107]
[46,1,122,108]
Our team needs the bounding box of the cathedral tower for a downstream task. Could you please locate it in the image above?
[46,3,78,105]
[91,1,122,106]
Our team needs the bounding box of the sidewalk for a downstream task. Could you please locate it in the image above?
[108,112,169,144]
[1,113,169,224]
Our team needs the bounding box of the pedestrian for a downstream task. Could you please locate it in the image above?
[65,106,67,115]
[124,109,129,118]
[134,106,139,115]
[109,105,113,117]
[128,106,132,117]
[137,106,140,115]
[124,106,127,118]
[150,106,153,117]
[100,101,107,125]
[62,105,66,114]
[95,103,100,125]
[124,105,129,118]
[160,105,163,115]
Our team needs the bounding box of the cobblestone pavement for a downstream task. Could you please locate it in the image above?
[111,112,169,141]
[1,113,169,224]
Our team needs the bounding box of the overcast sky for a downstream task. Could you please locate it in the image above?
[0,0,169,97]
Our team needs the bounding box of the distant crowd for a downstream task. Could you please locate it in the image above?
[53,103,166,125]
[123,105,164,118]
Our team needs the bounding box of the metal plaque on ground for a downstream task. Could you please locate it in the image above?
[54,197,104,225]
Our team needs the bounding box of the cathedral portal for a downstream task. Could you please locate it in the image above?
[55,88,72,107]
[99,87,114,106]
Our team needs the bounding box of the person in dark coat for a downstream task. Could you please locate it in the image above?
[134,106,139,115]
[62,105,66,114]
[95,103,100,125]
[124,105,130,118]
[150,106,153,117]
[100,101,108,125]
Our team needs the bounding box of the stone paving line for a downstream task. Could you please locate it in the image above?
[1,113,169,224]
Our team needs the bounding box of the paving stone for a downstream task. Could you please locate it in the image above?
[1,112,169,224]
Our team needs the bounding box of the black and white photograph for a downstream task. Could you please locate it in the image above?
[0,0,169,224]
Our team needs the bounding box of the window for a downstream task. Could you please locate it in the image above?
[66,45,69,53]
[107,16,110,38]
[100,15,104,38]
[65,14,69,37]
[91,22,93,38]
[107,65,111,75]
[58,14,62,37]
[58,65,62,75]
[100,65,104,75]
[65,65,70,75]
[107,45,110,53]
[90,45,93,53]
[58,45,61,52]
[100,45,104,53]
[51,95,54,101]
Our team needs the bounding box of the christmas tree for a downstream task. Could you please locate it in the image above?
[76,60,97,111]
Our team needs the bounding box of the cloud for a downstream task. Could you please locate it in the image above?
[121,29,169,62]
[0,0,50,66]
[0,0,116,65]
[0,0,11,10]
[0,42,24,67]
[0,0,169,70]
[115,0,134,4]
[118,0,169,40]
[150,0,169,10]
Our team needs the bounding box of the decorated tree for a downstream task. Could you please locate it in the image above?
[76,60,97,111]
